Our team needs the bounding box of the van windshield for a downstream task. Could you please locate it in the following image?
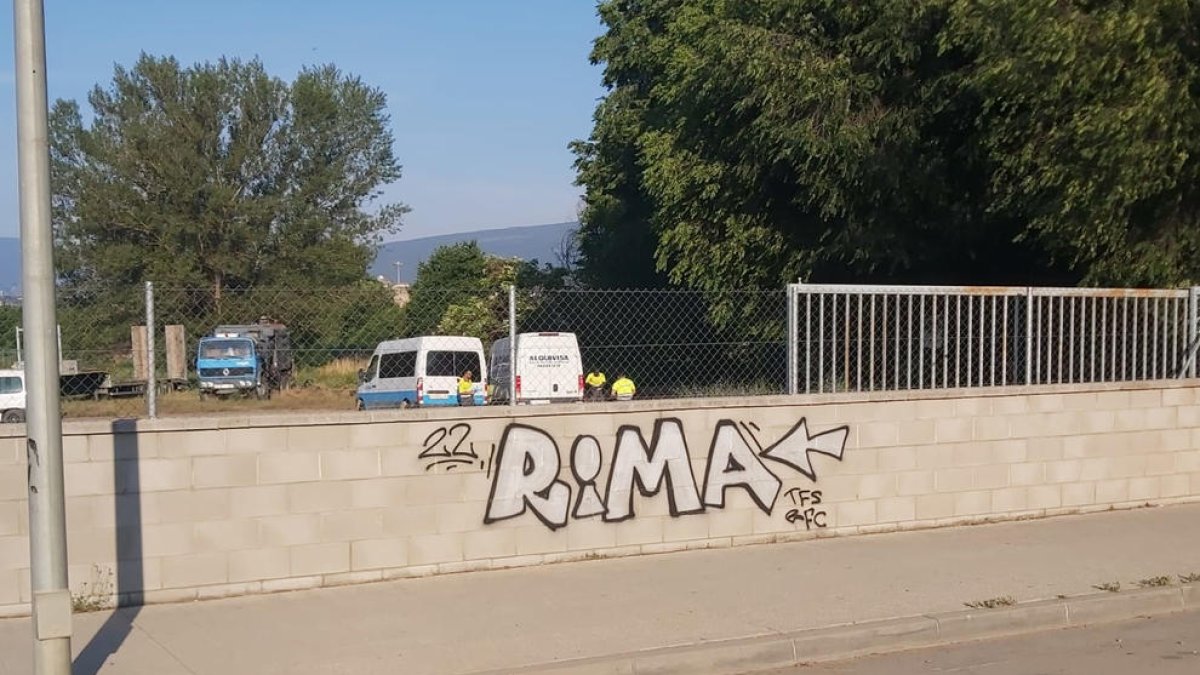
[426,351,481,378]
[0,376,20,394]
[200,340,253,359]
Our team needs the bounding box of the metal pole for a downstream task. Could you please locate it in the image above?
[1024,288,1033,386]
[786,284,798,395]
[14,0,73,670]
[508,285,517,405]
[146,281,157,418]
[1189,287,1199,378]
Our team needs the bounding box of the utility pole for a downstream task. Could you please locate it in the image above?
[13,0,73,672]
[393,261,403,285]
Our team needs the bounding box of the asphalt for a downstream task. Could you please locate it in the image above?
[2,503,1199,674]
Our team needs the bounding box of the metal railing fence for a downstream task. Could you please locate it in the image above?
[786,284,1197,395]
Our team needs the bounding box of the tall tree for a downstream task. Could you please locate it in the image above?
[50,54,407,306]
[576,0,1200,291]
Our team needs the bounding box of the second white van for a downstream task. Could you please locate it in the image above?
[356,336,487,410]
[489,332,583,404]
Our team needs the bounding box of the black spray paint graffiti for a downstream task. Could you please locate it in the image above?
[784,489,826,530]
[419,423,495,472]
[484,418,849,530]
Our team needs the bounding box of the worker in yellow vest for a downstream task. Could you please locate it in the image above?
[585,369,607,401]
[610,373,636,401]
[457,370,475,406]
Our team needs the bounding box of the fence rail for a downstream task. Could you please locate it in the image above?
[1,281,1197,420]
[786,284,1198,395]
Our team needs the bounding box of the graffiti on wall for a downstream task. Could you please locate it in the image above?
[482,417,848,530]
[419,423,496,473]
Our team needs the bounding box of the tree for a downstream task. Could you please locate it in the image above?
[402,242,489,336]
[403,242,571,341]
[50,54,407,306]
[575,0,1200,291]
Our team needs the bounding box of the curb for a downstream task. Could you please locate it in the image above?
[479,584,1199,675]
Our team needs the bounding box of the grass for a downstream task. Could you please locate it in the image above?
[296,357,369,390]
[1136,576,1173,588]
[1180,573,1200,584]
[61,386,357,419]
[672,379,785,398]
[963,595,1016,609]
[57,356,370,418]
[71,565,114,613]
[1093,582,1121,593]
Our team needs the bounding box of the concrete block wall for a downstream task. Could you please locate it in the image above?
[2,381,1199,616]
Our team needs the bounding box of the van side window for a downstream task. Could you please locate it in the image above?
[0,377,20,394]
[426,351,481,377]
[379,351,416,379]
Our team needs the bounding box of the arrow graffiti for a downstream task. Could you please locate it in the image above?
[758,419,850,481]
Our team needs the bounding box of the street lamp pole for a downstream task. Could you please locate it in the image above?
[13,0,73,672]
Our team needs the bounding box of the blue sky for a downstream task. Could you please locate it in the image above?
[0,0,605,241]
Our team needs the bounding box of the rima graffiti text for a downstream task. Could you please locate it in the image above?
[484,418,849,530]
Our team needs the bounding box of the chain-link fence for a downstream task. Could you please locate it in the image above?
[513,288,787,401]
[1,281,1197,421]
[787,284,1198,394]
[2,285,147,417]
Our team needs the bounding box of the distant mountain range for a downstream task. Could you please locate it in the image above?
[0,221,577,293]
[369,221,577,283]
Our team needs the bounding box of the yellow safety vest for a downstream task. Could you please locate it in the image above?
[611,377,636,397]
[586,372,606,387]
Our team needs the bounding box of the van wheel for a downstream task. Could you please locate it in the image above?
[2,410,25,424]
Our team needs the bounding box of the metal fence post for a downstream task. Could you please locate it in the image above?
[508,284,517,405]
[786,284,798,395]
[1189,287,1200,378]
[1024,287,1033,385]
[146,281,157,418]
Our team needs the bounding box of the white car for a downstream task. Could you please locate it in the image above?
[0,369,26,424]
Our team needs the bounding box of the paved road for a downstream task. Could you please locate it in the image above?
[770,609,1200,674]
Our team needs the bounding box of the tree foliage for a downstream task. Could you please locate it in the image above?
[50,54,407,304]
[403,242,570,342]
[575,0,1200,290]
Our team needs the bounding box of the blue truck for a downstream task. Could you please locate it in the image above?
[196,318,293,400]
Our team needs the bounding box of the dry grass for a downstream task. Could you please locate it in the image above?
[963,596,1016,609]
[298,357,368,390]
[62,386,357,418]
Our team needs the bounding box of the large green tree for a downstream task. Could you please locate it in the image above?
[50,54,407,305]
[575,0,1200,290]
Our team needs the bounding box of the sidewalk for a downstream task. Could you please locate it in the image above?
[2,504,1199,675]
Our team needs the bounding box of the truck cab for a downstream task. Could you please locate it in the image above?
[0,369,26,423]
[196,335,264,399]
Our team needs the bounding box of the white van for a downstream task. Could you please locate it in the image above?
[356,336,487,410]
[0,369,26,423]
[489,332,583,404]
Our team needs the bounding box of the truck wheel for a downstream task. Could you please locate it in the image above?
[2,410,25,424]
